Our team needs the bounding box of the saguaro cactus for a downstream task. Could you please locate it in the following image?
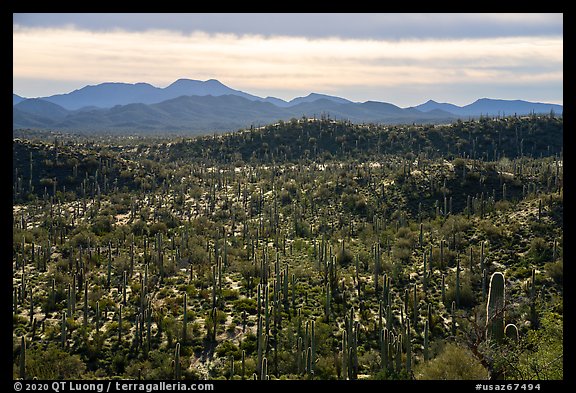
[419,223,424,248]
[379,328,388,371]
[480,241,485,272]
[19,336,26,380]
[455,257,461,308]
[182,292,188,343]
[395,334,402,373]
[486,272,505,342]
[95,301,100,332]
[310,319,316,375]
[451,301,457,336]
[505,323,519,343]
[241,350,246,380]
[423,253,428,293]
[211,307,218,342]
[423,319,429,362]
[305,347,312,378]
[529,268,539,329]
[413,284,418,332]
[61,311,67,348]
[107,242,112,288]
[83,283,89,327]
[118,305,123,344]
[29,288,34,325]
[441,274,446,304]
[174,342,181,380]
[261,356,268,380]
[257,315,264,377]
[406,319,412,374]
[324,283,331,322]
[341,330,348,378]
[229,356,234,380]
[482,269,487,301]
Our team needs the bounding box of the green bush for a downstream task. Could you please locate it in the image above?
[216,340,241,360]
[16,344,87,380]
[545,259,563,285]
[131,219,148,236]
[91,216,114,235]
[336,246,354,266]
[149,222,168,236]
[414,343,489,380]
[233,297,257,314]
[528,237,551,264]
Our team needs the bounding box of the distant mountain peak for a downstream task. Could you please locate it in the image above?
[168,78,224,87]
[288,92,352,106]
[13,94,25,106]
[167,78,200,87]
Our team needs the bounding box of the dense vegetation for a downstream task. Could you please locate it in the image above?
[13,114,563,380]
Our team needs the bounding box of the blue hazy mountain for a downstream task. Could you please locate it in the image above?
[287,93,353,106]
[459,98,562,117]
[13,94,25,105]
[41,82,158,110]
[13,98,71,129]
[38,79,263,110]
[261,96,292,107]
[415,98,562,117]
[413,100,463,114]
[14,98,69,120]
[13,94,457,133]
[13,79,563,133]
[34,79,352,111]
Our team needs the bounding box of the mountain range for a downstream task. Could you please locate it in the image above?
[13,79,563,134]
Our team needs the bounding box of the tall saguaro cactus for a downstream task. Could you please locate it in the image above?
[118,305,123,345]
[61,311,67,348]
[182,292,188,343]
[529,268,539,329]
[406,319,412,375]
[451,301,457,336]
[423,319,429,362]
[455,257,461,308]
[486,272,505,342]
[174,342,181,380]
[83,283,89,327]
[107,241,112,289]
[19,336,26,380]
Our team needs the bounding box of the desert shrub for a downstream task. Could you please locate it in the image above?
[313,355,338,379]
[527,237,551,264]
[545,259,563,285]
[336,246,354,266]
[131,219,148,236]
[17,343,87,379]
[149,222,168,236]
[414,343,489,380]
[279,189,292,205]
[478,220,503,243]
[393,238,414,264]
[216,340,241,360]
[233,297,257,314]
[91,215,114,235]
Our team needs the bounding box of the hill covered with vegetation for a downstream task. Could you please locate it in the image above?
[13,114,563,381]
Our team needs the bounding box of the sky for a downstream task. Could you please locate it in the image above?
[13,13,563,107]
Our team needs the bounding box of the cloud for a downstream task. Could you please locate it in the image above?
[13,13,563,39]
[13,26,563,105]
